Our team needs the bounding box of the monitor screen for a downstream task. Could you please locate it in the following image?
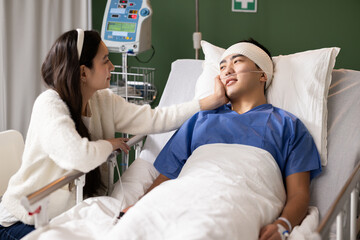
[107,22,136,33]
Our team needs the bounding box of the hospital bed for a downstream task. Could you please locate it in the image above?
[17,58,360,239]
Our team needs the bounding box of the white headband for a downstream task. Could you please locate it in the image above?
[76,28,84,60]
[220,42,274,89]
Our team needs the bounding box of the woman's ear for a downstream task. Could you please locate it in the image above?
[80,65,87,83]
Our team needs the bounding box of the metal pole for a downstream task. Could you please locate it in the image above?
[336,211,343,240]
[195,0,199,59]
[122,53,128,101]
[350,188,358,240]
[87,0,92,30]
[195,0,199,32]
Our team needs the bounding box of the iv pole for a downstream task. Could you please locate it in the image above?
[193,0,201,59]
[87,0,92,30]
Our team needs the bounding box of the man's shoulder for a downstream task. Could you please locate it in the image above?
[271,105,299,121]
[270,106,310,134]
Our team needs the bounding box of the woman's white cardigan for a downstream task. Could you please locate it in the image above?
[1,89,200,225]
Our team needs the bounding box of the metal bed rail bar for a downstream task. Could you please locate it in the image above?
[21,134,146,228]
[21,170,83,207]
[316,160,360,240]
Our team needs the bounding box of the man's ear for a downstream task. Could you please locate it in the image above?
[259,72,267,84]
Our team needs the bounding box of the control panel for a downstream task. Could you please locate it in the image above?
[101,0,152,54]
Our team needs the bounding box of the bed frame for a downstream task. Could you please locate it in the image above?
[20,60,360,239]
[316,161,360,240]
[20,135,145,228]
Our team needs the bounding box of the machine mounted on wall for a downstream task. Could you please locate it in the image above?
[101,0,152,54]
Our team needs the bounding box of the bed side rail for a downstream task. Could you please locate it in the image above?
[20,134,145,228]
[21,170,83,208]
[316,160,360,240]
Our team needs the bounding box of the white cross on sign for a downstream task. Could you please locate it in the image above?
[236,0,254,9]
[232,0,257,12]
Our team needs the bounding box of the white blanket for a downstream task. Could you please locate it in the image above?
[24,144,319,240]
[106,144,286,239]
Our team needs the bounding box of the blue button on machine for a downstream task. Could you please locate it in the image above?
[140,8,150,17]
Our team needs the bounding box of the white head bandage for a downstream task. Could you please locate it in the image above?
[76,28,84,60]
[220,42,274,89]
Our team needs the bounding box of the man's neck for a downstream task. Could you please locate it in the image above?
[230,95,267,114]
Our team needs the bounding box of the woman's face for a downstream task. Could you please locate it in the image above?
[82,41,115,94]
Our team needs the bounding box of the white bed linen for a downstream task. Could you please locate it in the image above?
[106,144,286,240]
[22,198,319,240]
[23,144,321,240]
[24,144,319,240]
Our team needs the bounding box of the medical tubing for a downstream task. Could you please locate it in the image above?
[277,224,290,240]
[220,70,267,80]
[112,156,126,225]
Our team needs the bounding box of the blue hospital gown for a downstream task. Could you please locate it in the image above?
[154,104,322,180]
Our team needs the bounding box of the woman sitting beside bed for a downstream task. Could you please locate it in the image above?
[134,39,322,240]
[0,29,228,240]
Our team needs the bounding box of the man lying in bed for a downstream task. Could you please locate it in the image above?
[143,39,322,240]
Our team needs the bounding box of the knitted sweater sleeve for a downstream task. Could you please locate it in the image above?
[108,91,201,135]
[35,91,113,173]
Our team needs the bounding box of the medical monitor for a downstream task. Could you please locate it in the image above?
[101,0,152,54]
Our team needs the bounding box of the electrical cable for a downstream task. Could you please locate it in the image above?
[135,45,155,63]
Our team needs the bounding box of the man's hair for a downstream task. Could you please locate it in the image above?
[239,38,272,59]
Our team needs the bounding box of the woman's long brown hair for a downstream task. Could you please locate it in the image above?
[41,30,104,197]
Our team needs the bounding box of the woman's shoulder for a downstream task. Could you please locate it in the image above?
[35,89,61,105]
[91,89,126,106]
[92,89,116,101]
[33,89,69,114]
[94,88,113,97]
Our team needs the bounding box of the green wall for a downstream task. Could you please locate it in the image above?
[92,0,360,106]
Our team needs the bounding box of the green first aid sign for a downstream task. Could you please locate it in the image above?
[232,0,257,13]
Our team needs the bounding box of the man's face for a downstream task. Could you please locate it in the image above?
[219,54,264,100]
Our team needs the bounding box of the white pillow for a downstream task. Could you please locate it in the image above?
[195,40,340,166]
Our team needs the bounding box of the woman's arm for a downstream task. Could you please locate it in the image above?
[36,91,113,172]
[112,77,228,135]
[259,171,310,240]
